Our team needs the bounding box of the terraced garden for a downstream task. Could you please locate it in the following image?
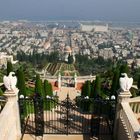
[46,63,79,76]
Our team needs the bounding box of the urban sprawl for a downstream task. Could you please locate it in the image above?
[0,21,140,67]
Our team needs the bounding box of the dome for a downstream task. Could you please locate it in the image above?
[65,46,72,52]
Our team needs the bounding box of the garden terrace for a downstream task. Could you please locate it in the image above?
[46,63,78,76]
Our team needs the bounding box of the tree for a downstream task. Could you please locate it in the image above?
[44,80,54,110]
[86,81,91,97]
[90,80,95,98]
[35,74,43,97]
[81,80,91,97]
[44,80,49,96]
[17,68,26,96]
[7,61,13,75]
[49,51,59,63]
[111,68,120,97]
[120,64,129,75]
[94,75,101,98]
[68,53,74,64]
[81,83,86,97]
[44,80,53,96]
[0,88,3,96]
[137,75,140,94]
[48,83,53,96]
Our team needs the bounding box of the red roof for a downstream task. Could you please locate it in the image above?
[76,82,84,91]
[50,82,59,91]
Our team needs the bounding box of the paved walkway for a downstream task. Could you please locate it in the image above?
[23,134,94,140]
[23,134,111,140]
[44,135,92,140]
[57,87,80,100]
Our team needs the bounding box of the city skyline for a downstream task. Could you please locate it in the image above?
[0,0,140,22]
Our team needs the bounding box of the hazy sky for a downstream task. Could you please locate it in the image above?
[0,0,140,21]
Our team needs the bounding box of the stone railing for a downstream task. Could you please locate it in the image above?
[120,102,140,140]
[114,92,140,140]
[0,90,21,140]
[129,97,140,114]
[77,75,96,80]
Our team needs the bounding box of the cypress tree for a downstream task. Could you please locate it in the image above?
[17,68,26,96]
[86,81,91,97]
[44,80,53,96]
[35,74,43,97]
[44,80,49,96]
[68,53,74,64]
[81,83,86,97]
[44,80,53,110]
[120,64,129,75]
[137,75,140,94]
[90,80,95,98]
[7,61,13,75]
[0,88,3,96]
[81,81,91,97]
[48,83,53,96]
[111,68,120,96]
[94,75,101,98]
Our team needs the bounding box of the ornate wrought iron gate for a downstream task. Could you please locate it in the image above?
[44,94,92,134]
[19,95,116,137]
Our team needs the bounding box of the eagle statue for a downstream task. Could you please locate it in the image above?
[119,73,133,92]
[3,72,17,91]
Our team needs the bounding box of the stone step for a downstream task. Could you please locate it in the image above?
[23,134,111,140]
[23,134,94,140]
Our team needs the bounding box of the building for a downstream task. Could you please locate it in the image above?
[0,52,18,68]
[98,48,114,59]
[80,23,108,32]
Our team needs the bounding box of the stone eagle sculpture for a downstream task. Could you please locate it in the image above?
[3,72,17,91]
[119,73,133,92]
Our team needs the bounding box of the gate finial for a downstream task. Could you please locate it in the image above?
[67,93,69,99]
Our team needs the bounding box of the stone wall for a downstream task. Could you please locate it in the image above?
[117,118,131,140]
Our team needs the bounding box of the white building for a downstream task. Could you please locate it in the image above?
[0,52,18,68]
[80,24,108,32]
[99,48,114,59]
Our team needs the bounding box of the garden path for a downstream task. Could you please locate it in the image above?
[57,87,79,100]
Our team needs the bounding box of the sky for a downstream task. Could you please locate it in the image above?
[0,0,140,22]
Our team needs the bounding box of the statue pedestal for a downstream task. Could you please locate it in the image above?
[4,89,21,140]
[118,91,132,102]
[4,88,19,102]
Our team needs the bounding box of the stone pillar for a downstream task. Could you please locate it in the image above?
[58,73,61,89]
[4,88,21,140]
[74,73,77,89]
[113,90,132,140]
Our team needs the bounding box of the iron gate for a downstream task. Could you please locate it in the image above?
[19,95,116,137]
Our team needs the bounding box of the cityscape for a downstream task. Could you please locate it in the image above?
[1,21,140,67]
[0,0,140,140]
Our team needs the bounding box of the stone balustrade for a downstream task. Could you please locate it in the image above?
[114,92,140,140]
[129,97,140,114]
[120,102,140,140]
[0,90,21,140]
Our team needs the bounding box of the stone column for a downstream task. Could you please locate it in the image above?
[58,73,61,89]
[113,90,132,140]
[74,73,77,89]
[4,88,21,140]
